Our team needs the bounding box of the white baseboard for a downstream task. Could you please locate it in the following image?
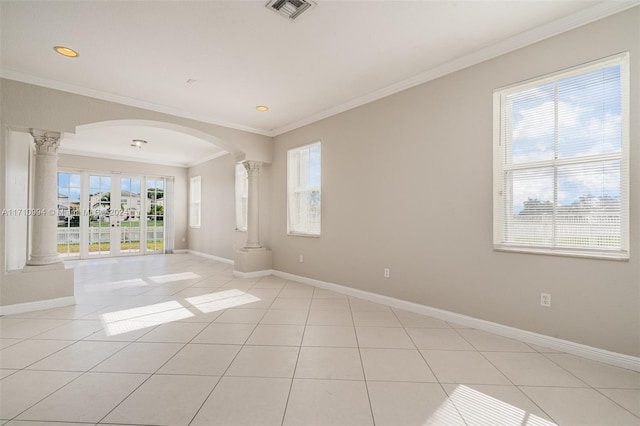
[187,250,272,278]
[173,249,188,254]
[0,296,76,316]
[233,269,274,279]
[272,270,640,372]
[186,250,234,265]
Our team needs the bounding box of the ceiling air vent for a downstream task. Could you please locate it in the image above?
[266,0,316,21]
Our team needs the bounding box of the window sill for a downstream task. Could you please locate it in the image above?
[287,232,321,238]
[494,245,629,261]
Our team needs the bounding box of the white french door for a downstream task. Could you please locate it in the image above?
[57,171,166,259]
[87,174,113,256]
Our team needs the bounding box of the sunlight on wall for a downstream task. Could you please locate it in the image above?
[432,385,556,425]
[148,272,201,284]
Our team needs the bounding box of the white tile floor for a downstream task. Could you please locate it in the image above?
[1,254,638,426]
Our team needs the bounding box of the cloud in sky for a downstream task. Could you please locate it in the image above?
[513,100,582,140]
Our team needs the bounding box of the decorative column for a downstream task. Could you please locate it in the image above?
[243,160,263,249]
[26,129,62,266]
[234,159,271,275]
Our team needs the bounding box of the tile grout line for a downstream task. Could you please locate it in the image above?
[180,274,285,426]
[392,307,470,425]
[450,326,560,425]
[590,387,640,420]
[538,350,640,419]
[4,260,226,425]
[92,271,230,425]
[3,316,162,423]
[279,282,314,426]
[347,296,377,426]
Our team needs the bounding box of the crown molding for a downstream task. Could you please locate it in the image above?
[186,150,231,167]
[2,2,637,139]
[271,1,640,136]
[58,147,194,168]
[0,69,276,137]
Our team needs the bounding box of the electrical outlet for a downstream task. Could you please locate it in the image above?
[384,268,390,278]
[540,292,551,307]
[299,255,304,263]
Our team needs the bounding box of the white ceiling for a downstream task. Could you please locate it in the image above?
[62,123,228,168]
[1,1,636,165]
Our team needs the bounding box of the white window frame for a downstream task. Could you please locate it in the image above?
[493,53,629,260]
[189,176,201,228]
[235,163,248,232]
[287,141,321,237]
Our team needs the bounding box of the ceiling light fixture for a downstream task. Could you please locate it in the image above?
[256,105,269,111]
[53,46,79,58]
[131,139,148,149]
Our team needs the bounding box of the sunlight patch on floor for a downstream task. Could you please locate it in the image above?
[435,385,557,426]
[69,258,119,267]
[83,278,149,293]
[100,301,193,335]
[148,272,201,284]
[99,289,261,335]
[187,290,261,313]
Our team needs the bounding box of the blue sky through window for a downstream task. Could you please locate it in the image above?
[307,144,321,188]
[508,64,622,214]
[58,172,81,202]
[89,175,111,195]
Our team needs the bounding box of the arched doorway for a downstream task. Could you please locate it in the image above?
[54,120,238,259]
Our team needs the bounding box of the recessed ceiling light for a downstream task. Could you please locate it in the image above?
[131,139,148,149]
[256,106,269,111]
[53,46,79,58]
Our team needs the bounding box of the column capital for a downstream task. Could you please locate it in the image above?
[242,160,262,177]
[29,128,61,155]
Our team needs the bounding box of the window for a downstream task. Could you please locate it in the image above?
[287,142,321,236]
[235,163,248,231]
[189,176,201,228]
[494,54,629,259]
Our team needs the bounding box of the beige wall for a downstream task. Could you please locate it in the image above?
[188,155,271,261]
[269,8,640,356]
[58,153,189,251]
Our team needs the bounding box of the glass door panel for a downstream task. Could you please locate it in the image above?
[146,178,165,253]
[88,174,112,256]
[57,172,166,259]
[120,177,142,254]
[57,172,81,258]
